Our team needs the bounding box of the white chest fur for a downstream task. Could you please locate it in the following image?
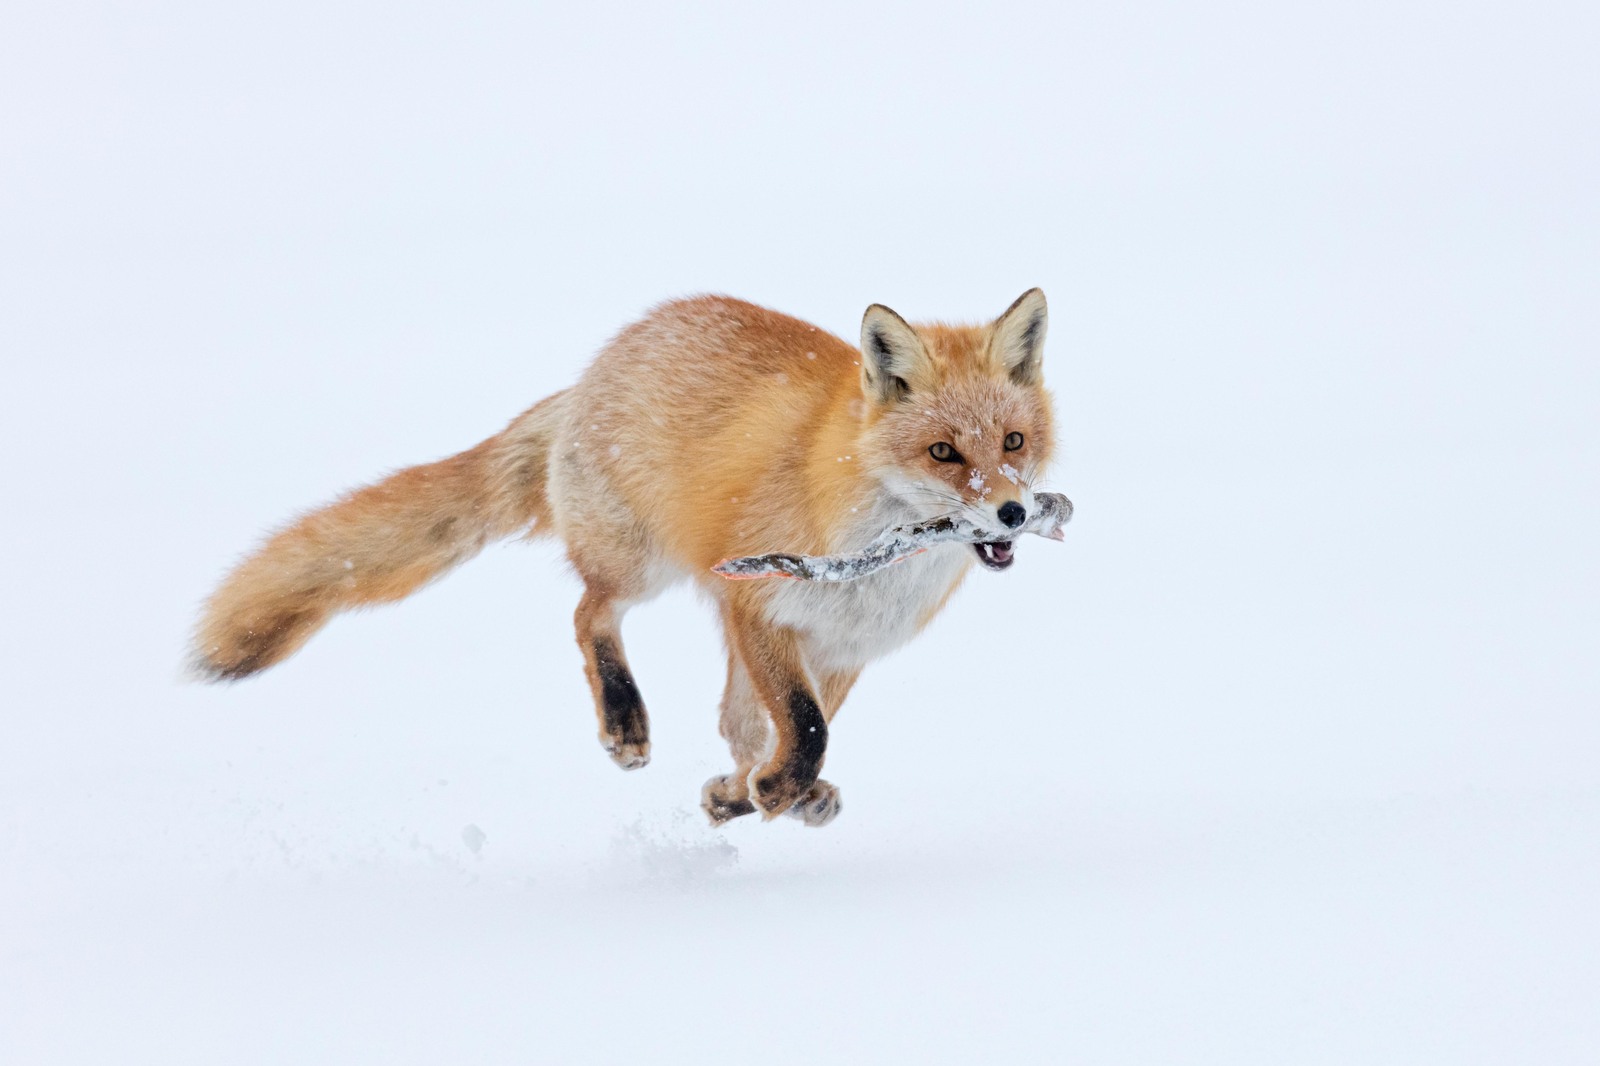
[762,535,971,674]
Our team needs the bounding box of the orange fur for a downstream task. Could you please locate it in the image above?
[194,291,1056,824]
[192,392,566,679]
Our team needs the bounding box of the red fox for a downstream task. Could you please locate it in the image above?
[194,290,1056,825]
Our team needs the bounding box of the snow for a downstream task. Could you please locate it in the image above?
[3,1,1598,1063]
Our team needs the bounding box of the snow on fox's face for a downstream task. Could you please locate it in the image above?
[855,290,1056,565]
[878,376,1053,517]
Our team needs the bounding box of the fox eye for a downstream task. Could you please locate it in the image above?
[928,441,962,463]
[1003,431,1025,451]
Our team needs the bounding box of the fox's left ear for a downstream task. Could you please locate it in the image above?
[992,288,1048,386]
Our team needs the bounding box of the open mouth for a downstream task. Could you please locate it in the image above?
[972,540,1015,571]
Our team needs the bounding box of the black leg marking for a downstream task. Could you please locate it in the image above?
[753,687,828,803]
[787,688,828,773]
[592,637,648,745]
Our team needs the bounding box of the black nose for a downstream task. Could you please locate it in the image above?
[997,501,1026,529]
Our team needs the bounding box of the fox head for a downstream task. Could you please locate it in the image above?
[857,288,1055,571]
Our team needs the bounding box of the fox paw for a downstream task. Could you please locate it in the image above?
[748,765,819,819]
[784,779,842,827]
[701,774,756,826]
[602,737,650,771]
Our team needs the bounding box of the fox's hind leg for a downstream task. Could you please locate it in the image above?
[553,430,674,770]
[564,514,671,772]
[574,584,652,770]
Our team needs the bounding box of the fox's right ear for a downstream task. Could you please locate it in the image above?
[860,304,931,404]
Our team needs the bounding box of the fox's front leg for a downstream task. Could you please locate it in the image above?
[702,654,765,825]
[716,599,824,818]
[782,669,857,825]
[703,626,858,826]
[750,689,827,819]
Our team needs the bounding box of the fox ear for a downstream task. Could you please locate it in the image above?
[992,288,1048,386]
[860,303,930,404]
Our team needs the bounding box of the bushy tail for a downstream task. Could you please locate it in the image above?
[192,391,569,681]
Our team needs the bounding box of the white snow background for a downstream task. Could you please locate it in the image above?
[2,2,1597,1062]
